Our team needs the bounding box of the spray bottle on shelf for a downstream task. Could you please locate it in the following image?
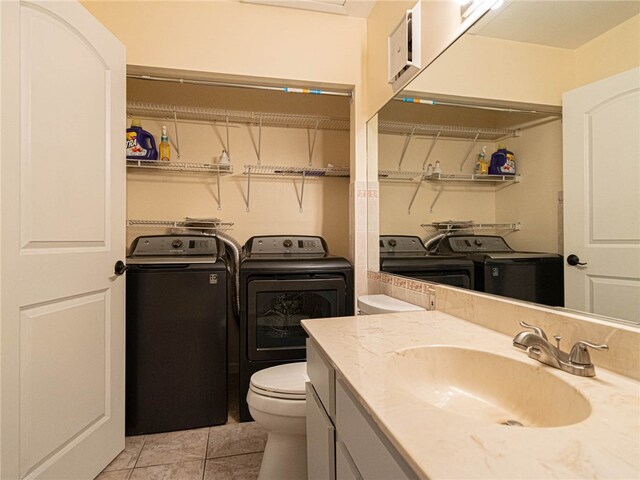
[474,145,488,175]
[159,125,170,162]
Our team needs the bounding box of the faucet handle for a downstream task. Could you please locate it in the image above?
[519,321,548,340]
[569,340,609,365]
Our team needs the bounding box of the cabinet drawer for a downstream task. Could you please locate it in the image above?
[307,339,335,419]
[306,382,336,480]
[336,378,415,480]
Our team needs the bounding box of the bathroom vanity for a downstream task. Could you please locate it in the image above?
[302,312,640,479]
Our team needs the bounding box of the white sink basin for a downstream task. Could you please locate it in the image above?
[390,346,591,428]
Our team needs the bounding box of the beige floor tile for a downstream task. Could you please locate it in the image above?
[204,453,263,480]
[130,461,204,480]
[207,423,266,459]
[95,469,132,480]
[103,435,146,471]
[136,428,209,467]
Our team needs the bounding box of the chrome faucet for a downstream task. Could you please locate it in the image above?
[513,321,608,377]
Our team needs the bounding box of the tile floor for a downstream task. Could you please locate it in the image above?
[97,377,266,480]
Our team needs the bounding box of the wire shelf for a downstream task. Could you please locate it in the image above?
[127,219,234,232]
[423,173,520,183]
[378,170,424,181]
[127,159,234,174]
[127,102,350,131]
[378,120,516,141]
[421,222,521,232]
[242,164,350,178]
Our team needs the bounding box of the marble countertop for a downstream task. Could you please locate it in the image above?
[302,311,640,479]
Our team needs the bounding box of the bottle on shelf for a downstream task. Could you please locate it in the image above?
[426,163,434,176]
[433,161,442,174]
[489,144,516,175]
[219,149,230,165]
[474,145,488,175]
[126,119,158,160]
[159,125,170,162]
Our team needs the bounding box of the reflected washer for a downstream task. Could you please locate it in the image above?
[436,234,564,307]
[239,235,353,421]
[379,235,475,289]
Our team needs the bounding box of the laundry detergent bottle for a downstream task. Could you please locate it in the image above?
[126,119,158,160]
[489,145,516,175]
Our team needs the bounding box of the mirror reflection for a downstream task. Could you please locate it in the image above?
[371,1,640,325]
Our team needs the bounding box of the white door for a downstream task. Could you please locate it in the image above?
[563,68,640,324]
[1,1,126,478]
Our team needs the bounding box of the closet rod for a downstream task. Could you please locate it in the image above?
[128,74,352,98]
[395,97,562,116]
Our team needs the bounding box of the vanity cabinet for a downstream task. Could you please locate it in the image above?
[306,340,417,480]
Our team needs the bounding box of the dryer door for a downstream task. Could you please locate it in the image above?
[246,277,346,361]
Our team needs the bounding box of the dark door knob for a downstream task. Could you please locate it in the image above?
[567,254,587,266]
[114,260,128,275]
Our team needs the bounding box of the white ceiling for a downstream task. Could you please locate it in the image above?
[241,0,376,17]
[470,0,640,49]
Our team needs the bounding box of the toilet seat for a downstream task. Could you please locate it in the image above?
[250,362,308,400]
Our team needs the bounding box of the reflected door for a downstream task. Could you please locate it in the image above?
[563,68,640,323]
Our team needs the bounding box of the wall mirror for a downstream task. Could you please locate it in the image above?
[368,0,640,326]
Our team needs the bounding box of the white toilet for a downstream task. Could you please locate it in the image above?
[358,294,426,314]
[247,361,308,480]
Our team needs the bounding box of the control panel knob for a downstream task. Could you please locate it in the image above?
[171,239,183,249]
[283,239,293,248]
[388,239,397,247]
[474,239,483,246]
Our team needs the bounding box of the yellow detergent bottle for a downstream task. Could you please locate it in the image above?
[474,146,488,175]
[159,125,170,161]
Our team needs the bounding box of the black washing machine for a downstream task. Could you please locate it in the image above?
[435,234,564,307]
[125,235,228,435]
[379,235,475,289]
[239,235,353,421]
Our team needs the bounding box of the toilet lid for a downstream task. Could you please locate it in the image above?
[250,362,308,400]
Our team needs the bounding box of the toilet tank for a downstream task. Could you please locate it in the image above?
[357,294,425,315]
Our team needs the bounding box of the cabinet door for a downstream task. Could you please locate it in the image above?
[0,1,126,478]
[336,379,415,480]
[306,382,336,480]
[307,339,336,419]
[336,441,362,480]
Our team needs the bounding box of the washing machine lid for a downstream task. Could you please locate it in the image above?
[250,362,308,399]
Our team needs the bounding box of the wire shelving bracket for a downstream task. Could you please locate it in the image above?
[241,164,349,212]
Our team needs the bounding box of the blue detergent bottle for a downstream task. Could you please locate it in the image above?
[489,145,516,175]
[126,119,158,160]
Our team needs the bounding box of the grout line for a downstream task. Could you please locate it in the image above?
[202,428,211,480]
[131,435,147,470]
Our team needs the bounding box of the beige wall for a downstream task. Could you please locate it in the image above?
[82,0,366,86]
[495,120,563,254]
[574,14,640,89]
[408,34,575,106]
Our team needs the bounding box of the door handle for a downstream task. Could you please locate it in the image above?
[114,260,128,276]
[567,254,587,266]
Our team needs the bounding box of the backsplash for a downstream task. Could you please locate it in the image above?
[367,271,639,380]
[367,271,436,310]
